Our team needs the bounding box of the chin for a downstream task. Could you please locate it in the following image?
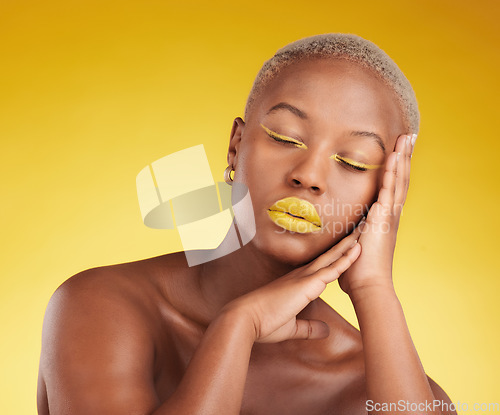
[251,225,327,267]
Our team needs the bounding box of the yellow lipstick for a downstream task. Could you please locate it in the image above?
[267,197,322,233]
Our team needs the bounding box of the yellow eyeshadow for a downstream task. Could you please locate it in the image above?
[260,124,308,149]
[330,154,383,170]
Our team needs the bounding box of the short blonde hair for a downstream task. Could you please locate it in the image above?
[245,33,420,134]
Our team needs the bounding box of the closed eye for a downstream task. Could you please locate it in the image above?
[260,124,308,149]
[331,154,382,171]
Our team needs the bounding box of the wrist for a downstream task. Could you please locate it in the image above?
[217,302,258,344]
[348,277,397,305]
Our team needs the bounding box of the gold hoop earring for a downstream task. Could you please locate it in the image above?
[224,165,234,185]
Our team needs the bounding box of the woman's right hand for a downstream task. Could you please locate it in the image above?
[221,227,362,344]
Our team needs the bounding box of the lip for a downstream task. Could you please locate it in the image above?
[267,197,322,233]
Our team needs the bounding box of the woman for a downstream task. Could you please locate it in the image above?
[38,33,455,414]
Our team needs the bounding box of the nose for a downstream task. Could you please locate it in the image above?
[286,153,328,195]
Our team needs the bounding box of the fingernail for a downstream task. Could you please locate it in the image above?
[411,133,417,147]
[396,152,401,162]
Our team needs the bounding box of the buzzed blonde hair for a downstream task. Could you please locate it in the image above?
[245,33,420,134]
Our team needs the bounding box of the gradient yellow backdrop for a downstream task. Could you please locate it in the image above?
[1,0,499,413]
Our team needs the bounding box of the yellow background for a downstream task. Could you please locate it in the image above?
[1,0,498,413]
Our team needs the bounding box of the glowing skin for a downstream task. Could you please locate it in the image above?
[267,197,322,233]
[330,154,383,171]
[260,124,308,149]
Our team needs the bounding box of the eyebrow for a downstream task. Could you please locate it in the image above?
[266,102,308,119]
[349,131,386,154]
[266,101,386,154]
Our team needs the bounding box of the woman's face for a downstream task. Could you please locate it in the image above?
[228,58,406,266]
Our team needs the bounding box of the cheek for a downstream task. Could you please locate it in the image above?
[365,172,383,204]
[234,142,279,217]
[326,173,380,220]
[235,140,283,192]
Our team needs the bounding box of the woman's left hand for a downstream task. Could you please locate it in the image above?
[338,132,416,297]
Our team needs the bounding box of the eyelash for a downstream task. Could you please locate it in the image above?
[261,124,373,172]
[261,124,307,148]
[333,155,368,172]
[268,131,301,146]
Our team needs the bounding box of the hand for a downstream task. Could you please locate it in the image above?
[338,133,416,297]
[221,226,363,344]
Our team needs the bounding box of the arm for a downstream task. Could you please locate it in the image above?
[39,269,258,415]
[39,270,160,414]
[39,230,362,415]
[339,134,456,415]
[160,308,255,414]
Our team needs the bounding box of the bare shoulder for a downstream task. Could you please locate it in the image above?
[312,311,456,415]
[42,260,162,342]
[37,256,181,414]
[332,373,456,415]
[427,375,457,415]
[331,373,455,415]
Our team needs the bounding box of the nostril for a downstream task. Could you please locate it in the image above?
[311,186,320,192]
[292,179,301,186]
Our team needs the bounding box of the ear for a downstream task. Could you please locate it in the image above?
[227,117,245,168]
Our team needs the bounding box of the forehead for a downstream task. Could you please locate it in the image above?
[253,58,405,147]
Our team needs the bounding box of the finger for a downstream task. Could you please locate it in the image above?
[404,135,414,202]
[395,135,411,210]
[410,133,418,157]
[308,224,363,272]
[291,319,330,340]
[313,242,361,285]
[377,150,398,208]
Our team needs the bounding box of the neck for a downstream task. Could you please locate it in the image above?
[157,228,358,360]
[194,238,295,326]
[190,239,355,360]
